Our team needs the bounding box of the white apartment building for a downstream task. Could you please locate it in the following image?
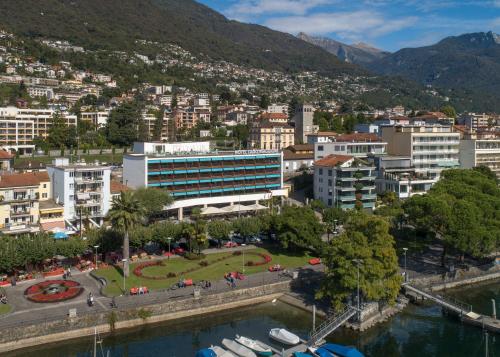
[80,111,110,128]
[381,124,460,179]
[267,103,289,114]
[47,158,111,228]
[314,133,387,161]
[460,138,500,180]
[0,106,77,138]
[314,155,377,211]
[0,119,35,154]
[27,86,54,100]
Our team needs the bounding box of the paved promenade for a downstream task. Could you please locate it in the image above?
[0,259,324,330]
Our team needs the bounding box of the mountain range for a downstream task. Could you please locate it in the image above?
[297,32,390,66]
[367,31,500,94]
[0,0,357,76]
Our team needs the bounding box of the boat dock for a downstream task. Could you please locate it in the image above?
[403,283,500,333]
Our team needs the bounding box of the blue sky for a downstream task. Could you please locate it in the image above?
[197,0,500,52]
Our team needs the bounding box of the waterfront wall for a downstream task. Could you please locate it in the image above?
[0,281,291,353]
[411,262,500,291]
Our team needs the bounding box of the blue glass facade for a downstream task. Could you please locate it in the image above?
[147,154,282,198]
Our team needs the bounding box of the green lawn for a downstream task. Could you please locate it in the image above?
[94,248,313,296]
[0,304,12,315]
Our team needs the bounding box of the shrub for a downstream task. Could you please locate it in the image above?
[246,261,254,266]
[232,251,242,256]
[184,252,206,260]
[199,260,209,267]
[137,308,152,320]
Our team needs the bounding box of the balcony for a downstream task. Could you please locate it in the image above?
[10,210,30,217]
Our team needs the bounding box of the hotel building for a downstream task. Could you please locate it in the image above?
[123,142,287,220]
[314,133,387,161]
[460,137,500,180]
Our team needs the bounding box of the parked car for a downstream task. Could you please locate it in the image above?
[232,237,245,244]
[171,247,185,255]
[224,241,238,248]
[246,236,262,244]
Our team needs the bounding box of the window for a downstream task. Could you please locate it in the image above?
[69,195,74,201]
[328,169,332,176]
[328,179,332,187]
[319,168,323,175]
[69,171,75,177]
[42,193,47,198]
[318,145,324,151]
[328,199,332,206]
[69,183,74,189]
[43,184,47,188]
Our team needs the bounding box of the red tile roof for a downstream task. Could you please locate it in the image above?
[0,172,48,188]
[111,181,130,194]
[333,133,382,142]
[314,154,353,168]
[0,150,13,159]
[260,112,288,120]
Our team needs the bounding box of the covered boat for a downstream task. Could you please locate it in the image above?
[269,328,300,345]
[321,344,364,357]
[196,348,217,357]
[235,335,272,356]
[222,338,257,357]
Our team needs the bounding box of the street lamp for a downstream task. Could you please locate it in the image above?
[93,245,100,269]
[167,237,172,260]
[352,259,363,321]
[403,247,408,282]
[122,258,128,295]
[241,244,246,274]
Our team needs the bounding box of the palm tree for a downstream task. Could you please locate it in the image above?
[108,191,145,277]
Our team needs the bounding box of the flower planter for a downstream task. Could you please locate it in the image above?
[24,280,84,303]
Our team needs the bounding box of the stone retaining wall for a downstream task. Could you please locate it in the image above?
[0,281,291,353]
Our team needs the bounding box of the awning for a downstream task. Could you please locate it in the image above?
[200,206,225,215]
[221,204,253,213]
[246,203,268,211]
[53,231,69,240]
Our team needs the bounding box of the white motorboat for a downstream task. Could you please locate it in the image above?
[235,335,272,356]
[222,338,257,357]
[269,328,300,345]
[210,345,236,357]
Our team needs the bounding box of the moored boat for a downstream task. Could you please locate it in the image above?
[235,335,272,356]
[210,345,236,357]
[195,348,216,357]
[222,338,257,357]
[320,343,364,357]
[269,328,300,345]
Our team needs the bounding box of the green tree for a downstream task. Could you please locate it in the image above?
[440,105,457,119]
[47,113,76,148]
[108,191,145,277]
[207,220,232,246]
[106,102,142,146]
[274,206,323,251]
[133,187,173,220]
[259,94,270,109]
[232,217,261,238]
[403,169,500,264]
[317,213,402,311]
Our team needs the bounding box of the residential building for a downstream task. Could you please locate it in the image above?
[47,158,111,229]
[267,103,289,115]
[457,113,492,130]
[292,104,318,144]
[123,142,287,220]
[283,144,314,174]
[313,155,377,210]
[27,86,54,100]
[0,119,35,153]
[370,156,437,199]
[0,171,54,234]
[354,124,380,134]
[225,111,249,126]
[0,150,13,171]
[249,122,294,150]
[80,111,110,128]
[0,106,77,139]
[460,136,500,180]
[258,112,288,124]
[314,133,387,161]
[381,124,460,179]
[307,131,338,144]
[174,107,199,129]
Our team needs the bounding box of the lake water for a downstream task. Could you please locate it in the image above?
[6,281,500,357]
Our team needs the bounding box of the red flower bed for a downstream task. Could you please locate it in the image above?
[42,267,65,278]
[133,261,166,280]
[245,253,272,267]
[24,280,84,303]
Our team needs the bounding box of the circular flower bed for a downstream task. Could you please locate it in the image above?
[24,280,84,303]
[245,253,272,267]
[133,261,167,280]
